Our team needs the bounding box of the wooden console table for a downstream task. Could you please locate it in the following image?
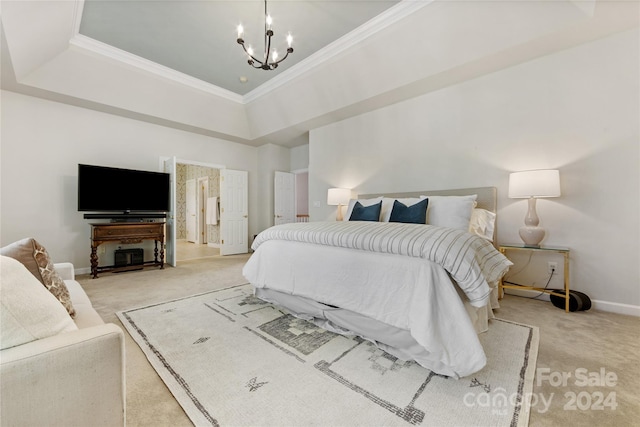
[90,222,165,278]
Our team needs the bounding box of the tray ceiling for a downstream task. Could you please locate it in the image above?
[2,0,637,147]
[79,0,401,96]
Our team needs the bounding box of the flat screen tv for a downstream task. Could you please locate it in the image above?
[78,164,170,216]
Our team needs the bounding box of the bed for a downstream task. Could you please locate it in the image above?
[242,187,512,379]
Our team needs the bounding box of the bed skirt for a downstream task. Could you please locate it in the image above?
[254,286,498,378]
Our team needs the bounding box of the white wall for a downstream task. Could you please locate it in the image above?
[308,29,639,310]
[256,143,291,235]
[290,144,309,172]
[0,91,261,269]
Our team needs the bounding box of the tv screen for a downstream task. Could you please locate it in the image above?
[78,164,170,213]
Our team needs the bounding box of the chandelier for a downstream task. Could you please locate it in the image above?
[236,0,294,70]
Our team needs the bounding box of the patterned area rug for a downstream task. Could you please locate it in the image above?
[117,284,538,427]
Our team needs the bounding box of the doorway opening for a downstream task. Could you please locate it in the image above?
[163,157,249,265]
[176,162,222,262]
[294,170,309,222]
[274,169,309,226]
[176,239,219,261]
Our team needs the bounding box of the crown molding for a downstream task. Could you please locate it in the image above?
[68,34,244,103]
[67,0,430,105]
[71,0,85,39]
[69,0,243,102]
[241,0,433,104]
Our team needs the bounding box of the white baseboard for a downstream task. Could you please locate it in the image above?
[75,267,91,276]
[590,299,640,317]
[207,243,221,249]
[504,289,640,317]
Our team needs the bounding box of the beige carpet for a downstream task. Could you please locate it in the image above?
[79,255,640,427]
[117,284,538,426]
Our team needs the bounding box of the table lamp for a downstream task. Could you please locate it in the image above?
[327,188,351,221]
[508,169,561,247]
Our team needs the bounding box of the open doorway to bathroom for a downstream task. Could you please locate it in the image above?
[176,162,221,262]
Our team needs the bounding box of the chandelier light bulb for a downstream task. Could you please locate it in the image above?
[286,33,293,47]
[237,24,243,38]
[266,14,272,28]
[247,46,254,57]
[272,50,278,62]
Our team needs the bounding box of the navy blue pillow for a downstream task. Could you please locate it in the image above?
[389,198,429,224]
[349,201,382,221]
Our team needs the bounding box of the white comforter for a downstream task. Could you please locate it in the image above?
[243,221,512,378]
[251,221,510,307]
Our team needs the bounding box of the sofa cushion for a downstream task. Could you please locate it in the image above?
[1,238,76,317]
[0,256,78,350]
[65,280,105,329]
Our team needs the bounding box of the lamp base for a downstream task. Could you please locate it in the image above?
[519,226,545,247]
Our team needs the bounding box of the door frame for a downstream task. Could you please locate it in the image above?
[159,157,226,266]
[185,178,197,243]
[220,169,249,255]
[291,168,309,222]
[274,171,296,225]
[197,176,209,245]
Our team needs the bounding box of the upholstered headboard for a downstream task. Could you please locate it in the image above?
[359,187,498,244]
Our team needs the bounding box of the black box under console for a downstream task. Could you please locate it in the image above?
[114,248,144,269]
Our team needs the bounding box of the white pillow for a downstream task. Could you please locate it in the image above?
[422,194,478,231]
[469,208,496,241]
[380,197,426,222]
[0,256,77,350]
[343,197,383,221]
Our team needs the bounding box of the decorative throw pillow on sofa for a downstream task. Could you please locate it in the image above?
[0,256,77,350]
[1,238,76,317]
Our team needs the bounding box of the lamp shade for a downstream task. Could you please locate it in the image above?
[327,188,351,206]
[508,170,561,198]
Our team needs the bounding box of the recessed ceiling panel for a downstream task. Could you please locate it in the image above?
[79,0,400,95]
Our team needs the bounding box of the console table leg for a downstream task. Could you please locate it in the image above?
[90,245,99,279]
[159,241,164,269]
[155,240,164,269]
[154,240,158,263]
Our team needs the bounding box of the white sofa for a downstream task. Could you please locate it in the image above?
[0,262,126,427]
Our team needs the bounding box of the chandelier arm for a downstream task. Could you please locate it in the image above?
[272,47,293,66]
[265,32,273,63]
[238,41,265,66]
[263,0,270,62]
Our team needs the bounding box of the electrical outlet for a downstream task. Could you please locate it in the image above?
[98,245,106,255]
[548,262,558,274]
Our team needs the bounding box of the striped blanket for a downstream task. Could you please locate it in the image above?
[252,221,512,307]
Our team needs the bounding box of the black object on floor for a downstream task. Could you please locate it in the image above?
[549,289,591,312]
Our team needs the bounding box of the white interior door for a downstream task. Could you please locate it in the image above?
[163,156,177,267]
[220,169,248,255]
[197,177,209,244]
[274,171,295,225]
[186,179,196,242]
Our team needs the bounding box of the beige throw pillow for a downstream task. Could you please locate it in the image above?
[0,256,78,350]
[0,238,76,317]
